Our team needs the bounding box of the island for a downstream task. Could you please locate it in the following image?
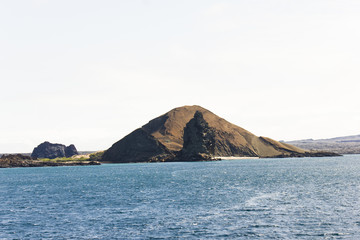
[101,105,340,163]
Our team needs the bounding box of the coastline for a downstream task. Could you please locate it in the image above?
[0,154,100,168]
[217,156,260,160]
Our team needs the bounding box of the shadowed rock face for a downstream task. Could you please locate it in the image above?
[101,129,174,163]
[101,105,339,163]
[65,144,77,158]
[31,141,78,159]
[175,111,215,161]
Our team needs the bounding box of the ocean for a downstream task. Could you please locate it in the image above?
[1,155,360,239]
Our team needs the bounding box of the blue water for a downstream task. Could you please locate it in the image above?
[1,155,360,239]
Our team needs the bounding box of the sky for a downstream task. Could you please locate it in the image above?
[1,0,360,153]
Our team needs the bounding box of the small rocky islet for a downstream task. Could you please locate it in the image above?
[1,105,340,168]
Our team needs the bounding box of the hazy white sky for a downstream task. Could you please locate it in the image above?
[1,0,360,152]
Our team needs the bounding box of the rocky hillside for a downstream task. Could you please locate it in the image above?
[102,105,339,163]
[101,128,174,163]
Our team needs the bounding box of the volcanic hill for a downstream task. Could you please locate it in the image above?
[101,105,339,163]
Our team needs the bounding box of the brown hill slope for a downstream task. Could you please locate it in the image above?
[101,105,338,163]
[142,105,306,157]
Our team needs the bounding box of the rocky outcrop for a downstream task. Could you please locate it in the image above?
[31,141,78,159]
[101,105,340,163]
[0,154,40,168]
[65,144,78,158]
[174,111,216,161]
[0,154,100,168]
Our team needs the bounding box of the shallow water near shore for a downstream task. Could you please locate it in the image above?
[1,155,360,239]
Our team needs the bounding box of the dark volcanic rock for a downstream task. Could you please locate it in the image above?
[174,111,216,161]
[65,144,78,157]
[31,141,78,159]
[101,128,174,163]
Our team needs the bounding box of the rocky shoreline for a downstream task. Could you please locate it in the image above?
[0,154,100,168]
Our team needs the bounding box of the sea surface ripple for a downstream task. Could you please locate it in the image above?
[1,155,360,239]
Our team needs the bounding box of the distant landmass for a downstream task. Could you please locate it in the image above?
[284,135,360,154]
[101,105,338,163]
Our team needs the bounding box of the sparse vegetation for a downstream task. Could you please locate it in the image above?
[0,154,100,168]
[89,151,104,161]
[39,156,90,163]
